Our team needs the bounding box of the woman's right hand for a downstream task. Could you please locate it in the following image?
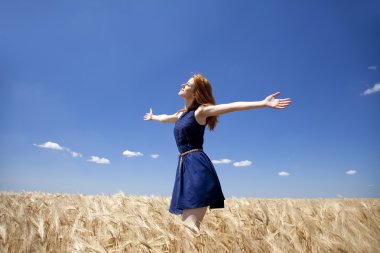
[144,108,153,121]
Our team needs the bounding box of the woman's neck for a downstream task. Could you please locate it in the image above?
[184,98,195,110]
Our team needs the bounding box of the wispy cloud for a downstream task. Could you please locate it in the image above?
[368,66,377,70]
[346,170,356,176]
[233,160,252,167]
[65,148,82,158]
[362,82,380,96]
[150,154,159,159]
[212,159,232,164]
[122,149,143,157]
[88,156,110,164]
[34,141,82,158]
[368,184,374,187]
[70,151,82,158]
[278,171,290,176]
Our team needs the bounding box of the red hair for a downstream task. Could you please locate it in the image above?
[179,73,219,131]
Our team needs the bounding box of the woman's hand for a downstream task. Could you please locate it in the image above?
[144,108,153,121]
[263,92,292,109]
[143,109,178,123]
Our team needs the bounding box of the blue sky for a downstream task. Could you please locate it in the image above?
[1,0,379,198]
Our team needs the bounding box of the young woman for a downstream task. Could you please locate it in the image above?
[144,74,291,232]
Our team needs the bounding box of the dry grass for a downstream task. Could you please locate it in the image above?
[0,191,379,253]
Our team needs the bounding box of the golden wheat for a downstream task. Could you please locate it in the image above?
[0,191,379,252]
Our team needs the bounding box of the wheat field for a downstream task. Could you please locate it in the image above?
[0,191,379,253]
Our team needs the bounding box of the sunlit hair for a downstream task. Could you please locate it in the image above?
[178,73,219,131]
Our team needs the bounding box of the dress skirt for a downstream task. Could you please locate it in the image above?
[169,150,225,214]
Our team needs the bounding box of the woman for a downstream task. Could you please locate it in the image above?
[144,74,291,232]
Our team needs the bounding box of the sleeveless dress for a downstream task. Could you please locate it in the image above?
[169,108,225,214]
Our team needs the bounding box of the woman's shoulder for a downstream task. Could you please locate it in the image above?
[196,104,209,110]
[195,104,214,115]
[175,108,186,119]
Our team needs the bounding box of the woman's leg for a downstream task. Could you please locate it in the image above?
[182,206,208,230]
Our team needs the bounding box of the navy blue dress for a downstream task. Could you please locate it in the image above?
[169,108,225,214]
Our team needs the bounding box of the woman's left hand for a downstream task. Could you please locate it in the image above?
[264,92,292,109]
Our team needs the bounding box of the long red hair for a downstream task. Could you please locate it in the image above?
[179,73,219,131]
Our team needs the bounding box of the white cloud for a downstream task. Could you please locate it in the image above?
[346,170,357,176]
[151,154,159,159]
[122,149,144,157]
[69,151,82,158]
[212,159,232,164]
[368,66,377,70]
[278,171,290,176]
[362,82,380,95]
[88,156,110,164]
[368,184,375,187]
[34,141,82,158]
[34,141,64,150]
[33,141,82,157]
[233,160,252,167]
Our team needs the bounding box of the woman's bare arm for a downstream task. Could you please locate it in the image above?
[199,92,291,117]
[144,108,179,123]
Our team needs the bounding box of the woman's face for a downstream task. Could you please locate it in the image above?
[178,78,195,99]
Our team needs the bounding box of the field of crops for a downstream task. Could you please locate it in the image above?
[0,191,379,252]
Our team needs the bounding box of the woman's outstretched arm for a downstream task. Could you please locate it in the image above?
[199,92,291,117]
[144,108,179,123]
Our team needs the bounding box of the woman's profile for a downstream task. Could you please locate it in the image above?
[144,74,291,233]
